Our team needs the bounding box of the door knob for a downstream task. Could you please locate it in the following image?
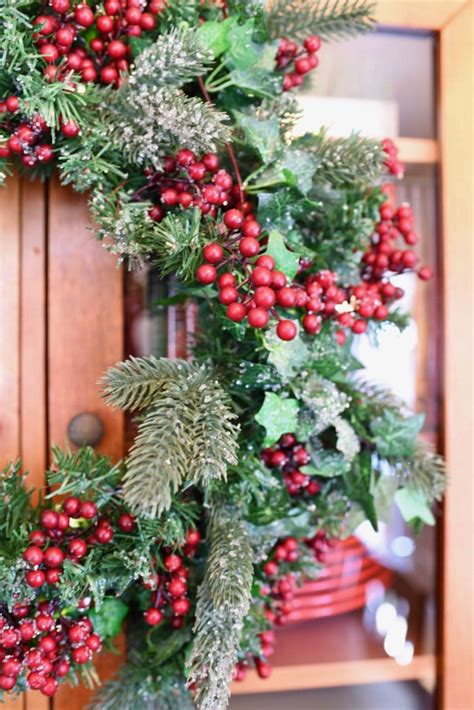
[67,413,104,447]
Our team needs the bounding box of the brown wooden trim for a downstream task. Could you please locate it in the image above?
[376,0,470,29]
[439,2,474,708]
[47,179,125,709]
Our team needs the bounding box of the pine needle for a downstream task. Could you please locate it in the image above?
[265,0,375,42]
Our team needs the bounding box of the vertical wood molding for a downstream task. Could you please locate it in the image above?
[439,2,474,708]
[0,177,21,465]
[47,178,125,710]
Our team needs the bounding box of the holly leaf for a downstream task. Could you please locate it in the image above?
[264,326,309,381]
[236,114,281,162]
[343,451,378,531]
[255,393,299,445]
[372,411,424,459]
[395,487,435,527]
[196,17,236,57]
[89,598,128,640]
[264,230,301,281]
[259,148,318,195]
[225,19,259,70]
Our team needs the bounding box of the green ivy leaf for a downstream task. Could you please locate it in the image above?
[255,393,299,445]
[196,17,236,57]
[395,487,435,527]
[372,411,424,459]
[343,450,378,531]
[89,598,129,640]
[225,19,259,70]
[236,114,281,162]
[264,230,301,281]
[264,326,309,381]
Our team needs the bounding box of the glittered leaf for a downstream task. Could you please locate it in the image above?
[395,487,435,527]
[372,411,424,459]
[196,17,235,57]
[236,114,281,162]
[264,326,309,381]
[264,230,301,281]
[255,392,299,445]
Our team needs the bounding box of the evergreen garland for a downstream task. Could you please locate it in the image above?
[0,0,446,707]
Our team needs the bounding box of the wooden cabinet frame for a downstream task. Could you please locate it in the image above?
[0,1,472,708]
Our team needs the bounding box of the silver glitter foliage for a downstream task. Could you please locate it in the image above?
[102,357,239,518]
[187,510,254,710]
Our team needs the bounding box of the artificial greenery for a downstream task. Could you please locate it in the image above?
[0,0,446,707]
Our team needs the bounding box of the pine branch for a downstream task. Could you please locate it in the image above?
[102,356,200,411]
[297,130,385,188]
[87,657,194,710]
[103,358,239,518]
[127,27,213,89]
[187,508,254,710]
[265,0,375,42]
[46,447,122,507]
[0,461,34,543]
[392,441,446,503]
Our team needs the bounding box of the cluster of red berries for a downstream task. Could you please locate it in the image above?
[0,602,101,696]
[382,138,404,179]
[0,96,81,169]
[22,497,136,589]
[143,148,244,223]
[304,530,332,562]
[142,528,200,629]
[32,0,164,86]
[276,35,321,91]
[262,433,320,497]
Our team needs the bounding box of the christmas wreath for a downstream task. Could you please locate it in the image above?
[0,0,446,707]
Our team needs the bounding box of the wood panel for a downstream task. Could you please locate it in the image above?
[0,174,25,710]
[376,0,469,29]
[439,2,474,709]
[47,178,125,710]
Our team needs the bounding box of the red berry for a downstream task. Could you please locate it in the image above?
[71,646,91,664]
[74,4,95,27]
[218,273,236,289]
[176,149,196,167]
[125,6,142,23]
[224,209,244,230]
[295,56,311,75]
[242,220,261,238]
[40,677,58,697]
[108,40,127,58]
[276,287,296,308]
[118,513,135,532]
[86,633,102,651]
[68,623,87,644]
[251,267,272,287]
[263,561,278,577]
[186,528,201,546]
[227,302,246,322]
[39,44,59,63]
[418,265,432,281]
[33,16,55,35]
[43,547,64,568]
[187,162,206,181]
[95,524,113,544]
[63,497,80,516]
[140,12,156,30]
[276,320,297,341]
[214,170,233,190]
[402,250,417,268]
[374,304,388,320]
[144,608,163,626]
[164,554,182,572]
[35,144,54,162]
[256,255,275,270]
[352,320,368,334]
[302,314,322,334]
[202,153,220,172]
[27,671,46,689]
[219,286,239,305]
[254,287,276,309]
[171,598,190,616]
[68,538,87,559]
[25,569,45,588]
[304,35,321,52]
[52,0,70,12]
[161,188,179,206]
[100,66,118,84]
[96,15,114,32]
[247,308,269,329]
[203,242,224,264]
[271,271,287,289]
[79,501,97,519]
[196,264,217,285]
[55,659,70,677]
[239,237,260,258]
[45,568,61,584]
[23,546,44,566]
[168,578,187,597]
[60,120,80,138]
[255,658,272,679]
[56,27,75,46]
[41,510,59,530]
